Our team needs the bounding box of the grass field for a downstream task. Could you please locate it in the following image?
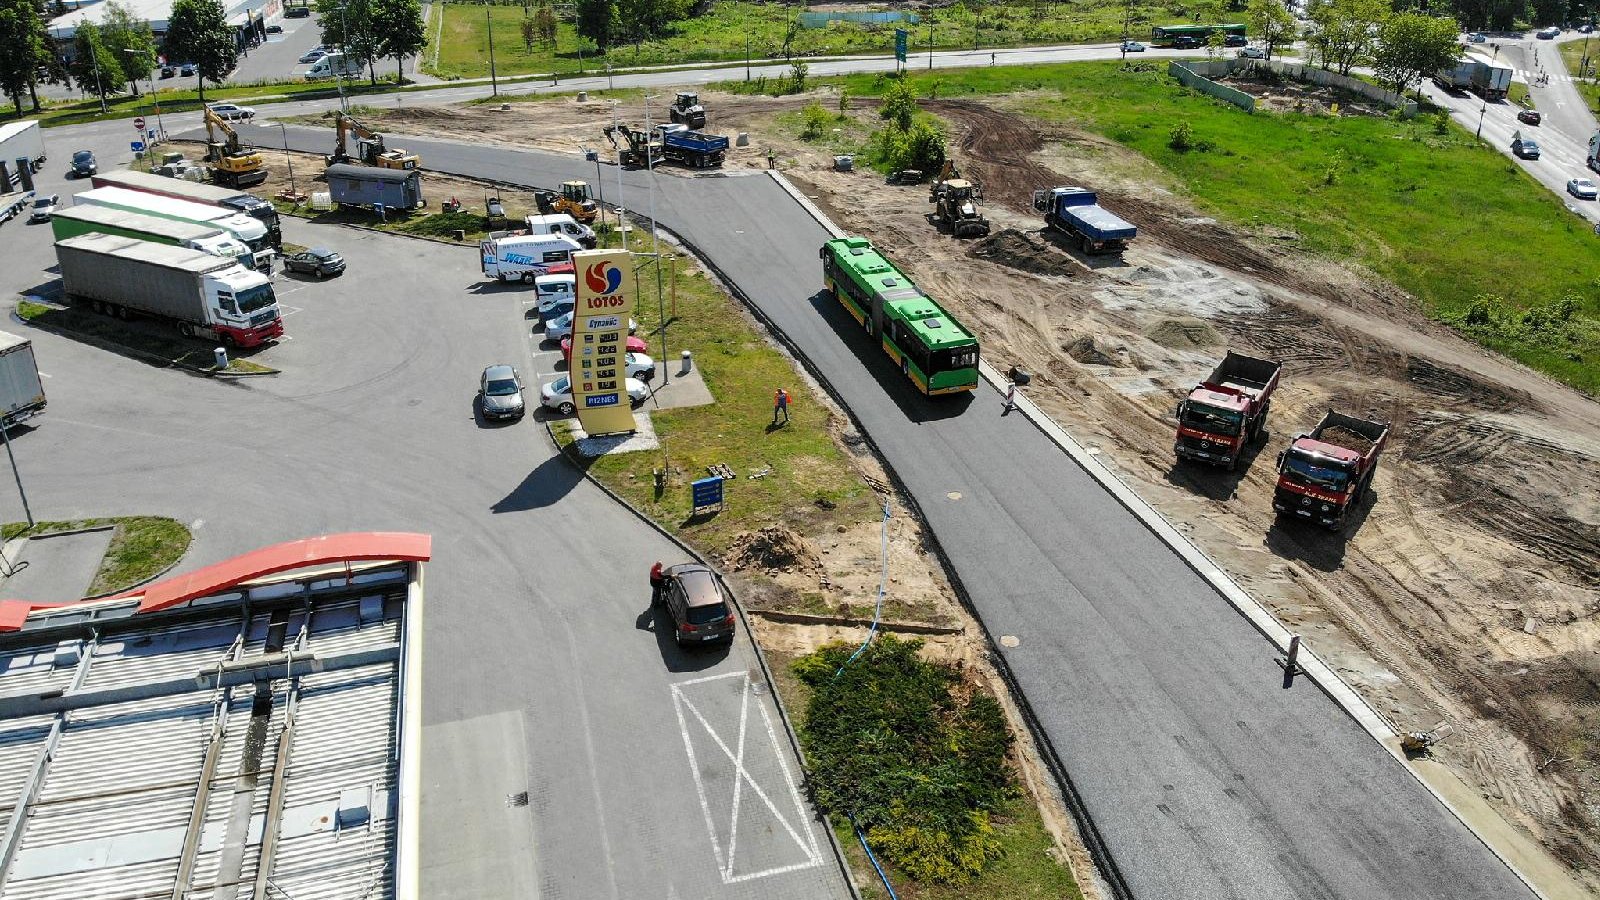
[1,516,192,595]
[0,74,415,128]
[425,0,1186,79]
[801,62,1600,394]
[1558,39,1600,111]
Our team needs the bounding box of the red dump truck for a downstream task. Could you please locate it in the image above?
[1272,411,1390,529]
[1173,351,1281,470]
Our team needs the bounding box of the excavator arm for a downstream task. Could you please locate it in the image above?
[203,107,243,157]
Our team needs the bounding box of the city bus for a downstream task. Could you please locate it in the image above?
[1151,23,1247,46]
[820,236,980,396]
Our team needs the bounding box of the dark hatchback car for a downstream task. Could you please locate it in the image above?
[70,149,96,177]
[1173,35,1202,49]
[282,247,345,277]
[285,4,310,16]
[652,563,736,647]
[1517,109,1542,125]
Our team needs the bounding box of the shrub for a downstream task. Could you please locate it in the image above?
[880,77,918,131]
[788,60,809,94]
[800,102,830,139]
[1168,119,1195,151]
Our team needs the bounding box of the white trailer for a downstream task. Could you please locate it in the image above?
[0,121,46,187]
[0,333,46,428]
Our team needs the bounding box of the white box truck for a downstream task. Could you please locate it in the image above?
[0,333,46,429]
[55,234,285,347]
[479,232,582,283]
[305,52,364,80]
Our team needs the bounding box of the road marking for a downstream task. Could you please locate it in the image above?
[671,671,822,883]
[36,372,49,379]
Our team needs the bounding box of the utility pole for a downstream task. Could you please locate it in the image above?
[928,21,934,70]
[585,145,605,233]
[486,1,500,97]
[335,5,350,112]
[0,421,33,530]
[278,122,297,196]
[642,94,669,386]
[89,38,107,114]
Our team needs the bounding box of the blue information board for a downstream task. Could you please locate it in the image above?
[691,476,724,512]
[895,29,908,63]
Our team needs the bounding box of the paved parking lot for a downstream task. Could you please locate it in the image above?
[0,129,850,897]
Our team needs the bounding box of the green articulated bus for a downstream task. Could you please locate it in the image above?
[1152,23,1246,45]
[819,236,980,396]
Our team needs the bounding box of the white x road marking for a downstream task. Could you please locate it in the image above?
[671,670,822,884]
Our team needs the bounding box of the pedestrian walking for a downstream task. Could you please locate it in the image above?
[991,52,997,65]
[773,387,790,425]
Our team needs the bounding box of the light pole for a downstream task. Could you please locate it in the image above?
[486,1,500,97]
[0,421,34,530]
[584,145,605,233]
[642,93,669,386]
[277,122,297,196]
[88,39,108,114]
[123,49,164,144]
[334,4,350,112]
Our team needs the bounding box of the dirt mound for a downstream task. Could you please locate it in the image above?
[725,526,822,574]
[1144,317,1223,349]
[1062,334,1125,366]
[966,229,1077,277]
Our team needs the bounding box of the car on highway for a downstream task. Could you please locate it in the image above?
[1582,24,1594,33]
[179,63,195,77]
[1468,32,1487,42]
[1121,40,1146,52]
[478,365,525,420]
[1238,46,1267,58]
[299,48,328,64]
[539,374,649,415]
[69,149,96,177]
[652,562,736,647]
[1536,26,1560,39]
[560,335,648,363]
[1172,35,1202,49]
[207,102,255,120]
[159,65,174,78]
[1224,33,1247,47]
[1512,136,1541,159]
[282,247,345,277]
[545,310,638,342]
[285,4,310,16]
[1566,177,1599,199]
[27,194,59,223]
[1517,108,1542,125]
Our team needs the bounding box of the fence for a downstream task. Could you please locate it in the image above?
[1168,58,1419,116]
[1168,60,1255,112]
[797,10,919,28]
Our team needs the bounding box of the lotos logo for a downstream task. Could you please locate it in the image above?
[585,261,624,295]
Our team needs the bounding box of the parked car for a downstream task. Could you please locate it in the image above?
[159,65,174,78]
[1517,108,1542,125]
[1512,136,1541,159]
[69,149,96,177]
[179,63,196,76]
[298,48,328,64]
[1581,24,1594,33]
[545,310,637,342]
[265,23,282,33]
[27,194,59,223]
[1468,32,1487,42]
[561,335,648,362]
[478,365,525,420]
[282,247,345,277]
[285,4,311,16]
[1567,177,1599,199]
[1238,46,1267,58]
[539,375,649,415]
[1121,40,1146,52]
[207,102,255,120]
[652,562,736,647]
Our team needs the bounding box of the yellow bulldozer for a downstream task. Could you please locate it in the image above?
[203,108,268,188]
[928,160,990,238]
[536,180,599,224]
[328,113,420,170]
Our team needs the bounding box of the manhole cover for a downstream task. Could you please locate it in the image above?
[999,635,1020,648]
[947,491,962,501]
[506,791,529,808]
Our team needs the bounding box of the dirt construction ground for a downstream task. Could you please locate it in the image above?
[340,91,1600,894]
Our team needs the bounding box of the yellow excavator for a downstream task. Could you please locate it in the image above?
[535,181,598,224]
[328,113,420,170]
[928,160,989,238]
[203,108,268,188]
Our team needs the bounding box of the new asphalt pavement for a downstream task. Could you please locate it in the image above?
[227,123,1542,900]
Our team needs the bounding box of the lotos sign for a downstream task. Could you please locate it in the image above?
[571,250,638,436]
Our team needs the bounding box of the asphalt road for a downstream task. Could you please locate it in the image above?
[0,126,850,900]
[241,124,1544,899]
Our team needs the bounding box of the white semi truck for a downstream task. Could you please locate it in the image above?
[55,234,285,347]
[50,205,255,270]
[0,333,46,429]
[71,187,273,269]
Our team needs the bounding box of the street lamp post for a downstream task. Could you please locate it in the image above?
[277,122,297,196]
[88,41,108,114]
[584,145,605,233]
[334,4,351,113]
[486,1,500,97]
[0,421,34,530]
[642,94,668,386]
[123,49,164,144]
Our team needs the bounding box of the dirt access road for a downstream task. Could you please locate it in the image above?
[310,92,1599,894]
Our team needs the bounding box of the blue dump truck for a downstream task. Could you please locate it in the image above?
[1032,187,1137,255]
[657,125,728,168]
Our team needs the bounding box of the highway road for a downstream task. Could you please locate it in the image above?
[0,127,850,900]
[230,121,1542,899]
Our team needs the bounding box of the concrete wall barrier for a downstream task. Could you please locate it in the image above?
[1168,60,1256,112]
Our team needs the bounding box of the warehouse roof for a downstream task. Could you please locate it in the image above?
[0,533,428,899]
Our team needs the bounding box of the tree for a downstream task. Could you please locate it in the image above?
[371,0,424,84]
[534,2,557,47]
[521,15,536,51]
[0,0,51,116]
[575,0,611,51]
[1305,0,1387,75]
[99,1,159,96]
[1205,28,1226,57]
[1373,12,1460,97]
[1248,0,1295,59]
[70,24,126,101]
[879,78,917,131]
[165,0,236,102]
[315,0,381,83]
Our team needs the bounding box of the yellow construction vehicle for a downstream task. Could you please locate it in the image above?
[928,160,990,238]
[202,108,268,188]
[535,180,598,224]
[602,123,662,169]
[328,113,420,170]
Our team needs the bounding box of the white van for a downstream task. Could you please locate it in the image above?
[534,274,575,320]
[305,52,364,80]
[480,233,582,283]
[524,213,596,248]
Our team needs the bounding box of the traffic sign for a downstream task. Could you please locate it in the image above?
[130,141,145,153]
[133,116,145,130]
[691,477,724,513]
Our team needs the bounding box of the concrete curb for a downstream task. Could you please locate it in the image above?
[768,170,1550,900]
[0,520,191,601]
[542,421,864,900]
